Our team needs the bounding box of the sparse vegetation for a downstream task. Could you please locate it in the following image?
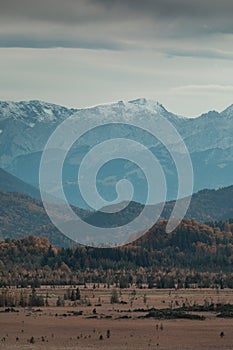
[29,336,35,344]
[110,289,119,304]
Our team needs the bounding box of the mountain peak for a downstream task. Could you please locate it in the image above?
[221,104,233,117]
[128,98,165,111]
[0,100,77,124]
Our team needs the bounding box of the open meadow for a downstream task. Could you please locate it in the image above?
[1,286,233,349]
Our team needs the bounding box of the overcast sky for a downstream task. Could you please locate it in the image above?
[1,0,233,116]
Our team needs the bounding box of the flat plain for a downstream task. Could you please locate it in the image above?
[1,287,233,349]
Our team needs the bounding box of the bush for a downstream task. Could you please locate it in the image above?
[110,289,119,304]
[29,336,35,344]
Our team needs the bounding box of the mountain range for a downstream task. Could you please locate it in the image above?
[1,99,233,208]
[1,183,233,247]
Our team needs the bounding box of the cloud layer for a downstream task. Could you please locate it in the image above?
[1,0,233,48]
[0,0,233,116]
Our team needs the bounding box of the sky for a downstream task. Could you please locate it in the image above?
[1,0,233,117]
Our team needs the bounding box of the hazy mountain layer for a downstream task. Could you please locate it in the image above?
[0,99,233,207]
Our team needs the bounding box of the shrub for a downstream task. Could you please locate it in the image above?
[110,289,119,304]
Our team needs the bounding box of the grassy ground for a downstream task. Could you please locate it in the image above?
[0,287,233,349]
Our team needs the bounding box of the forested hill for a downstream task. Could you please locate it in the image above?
[0,191,76,247]
[1,219,233,287]
[88,185,233,227]
[165,185,233,222]
[1,184,233,247]
[0,168,40,198]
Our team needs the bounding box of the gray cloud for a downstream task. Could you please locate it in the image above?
[173,84,233,93]
[164,48,233,61]
[0,34,125,50]
[92,0,233,18]
[2,0,233,22]
[1,0,233,118]
[0,0,104,23]
[0,0,233,49]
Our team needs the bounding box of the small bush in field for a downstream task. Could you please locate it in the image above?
[29,336,35,344]
[110,289,119,304]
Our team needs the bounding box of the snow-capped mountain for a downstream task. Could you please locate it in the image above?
[0,100,78,126]
[0,100,78,169]
[0,98,233,208]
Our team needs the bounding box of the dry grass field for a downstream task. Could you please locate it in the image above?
[1,287,233,349]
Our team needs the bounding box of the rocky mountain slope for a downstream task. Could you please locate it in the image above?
[0,99,233,207]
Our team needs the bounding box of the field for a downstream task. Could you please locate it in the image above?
[1,286,233,349]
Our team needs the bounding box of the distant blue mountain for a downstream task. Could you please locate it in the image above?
[0,99,233,208]
[0,167,40,198]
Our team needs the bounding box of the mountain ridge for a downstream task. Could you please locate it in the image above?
[1,98,232,119]
[1,183,233,247]
[1,99,233,207]
[0,167,40,198]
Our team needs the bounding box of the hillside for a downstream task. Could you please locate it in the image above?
[1,219,233,288]
[164,185,233,222]
[86,184,233,228]
[0,191,76,248]
[1,184,233,247]
[0,167,40,198]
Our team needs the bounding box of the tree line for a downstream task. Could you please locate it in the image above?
[1,219,233,288]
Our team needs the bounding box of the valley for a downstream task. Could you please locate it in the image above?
[1,286,233,349]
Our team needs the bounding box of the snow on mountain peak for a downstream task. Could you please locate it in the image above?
[128,98,165,113]
[75,98,171,124]
[0,100,77,125]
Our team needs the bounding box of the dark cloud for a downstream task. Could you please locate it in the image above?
[92,0,233,18]
[92,0,233,36]
[0,0,233,48]
[1,0,233,24]
[164,48,233,61]
[0,34,125,50]
[0,0,105,25]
